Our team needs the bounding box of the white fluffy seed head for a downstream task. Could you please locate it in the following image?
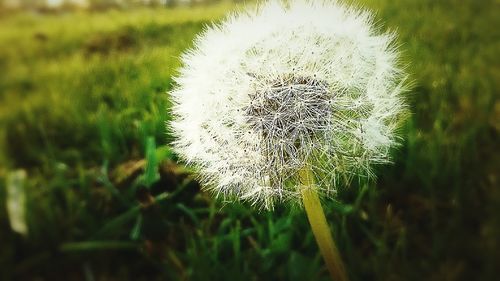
[169,0,408,209]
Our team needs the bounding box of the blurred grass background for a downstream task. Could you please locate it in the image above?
[0,0,499,280]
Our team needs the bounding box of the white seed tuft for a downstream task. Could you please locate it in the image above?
[169,0,408,209]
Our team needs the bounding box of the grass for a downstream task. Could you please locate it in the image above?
[0,0,499,280]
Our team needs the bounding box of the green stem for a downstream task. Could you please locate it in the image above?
[299,168,349,281]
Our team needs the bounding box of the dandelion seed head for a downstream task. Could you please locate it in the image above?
[170,0,408,209]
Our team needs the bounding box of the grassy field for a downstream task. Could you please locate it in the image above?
[0,0,499,280]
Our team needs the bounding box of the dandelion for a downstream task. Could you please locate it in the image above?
[169,1,407,280]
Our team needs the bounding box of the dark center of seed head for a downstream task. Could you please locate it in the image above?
[245,75,332,141]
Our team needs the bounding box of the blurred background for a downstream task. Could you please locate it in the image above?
[0,0,499,280]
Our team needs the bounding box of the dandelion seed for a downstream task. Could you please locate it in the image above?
[170,0,407,209]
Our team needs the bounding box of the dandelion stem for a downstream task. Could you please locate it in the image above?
[300,168,349,281]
